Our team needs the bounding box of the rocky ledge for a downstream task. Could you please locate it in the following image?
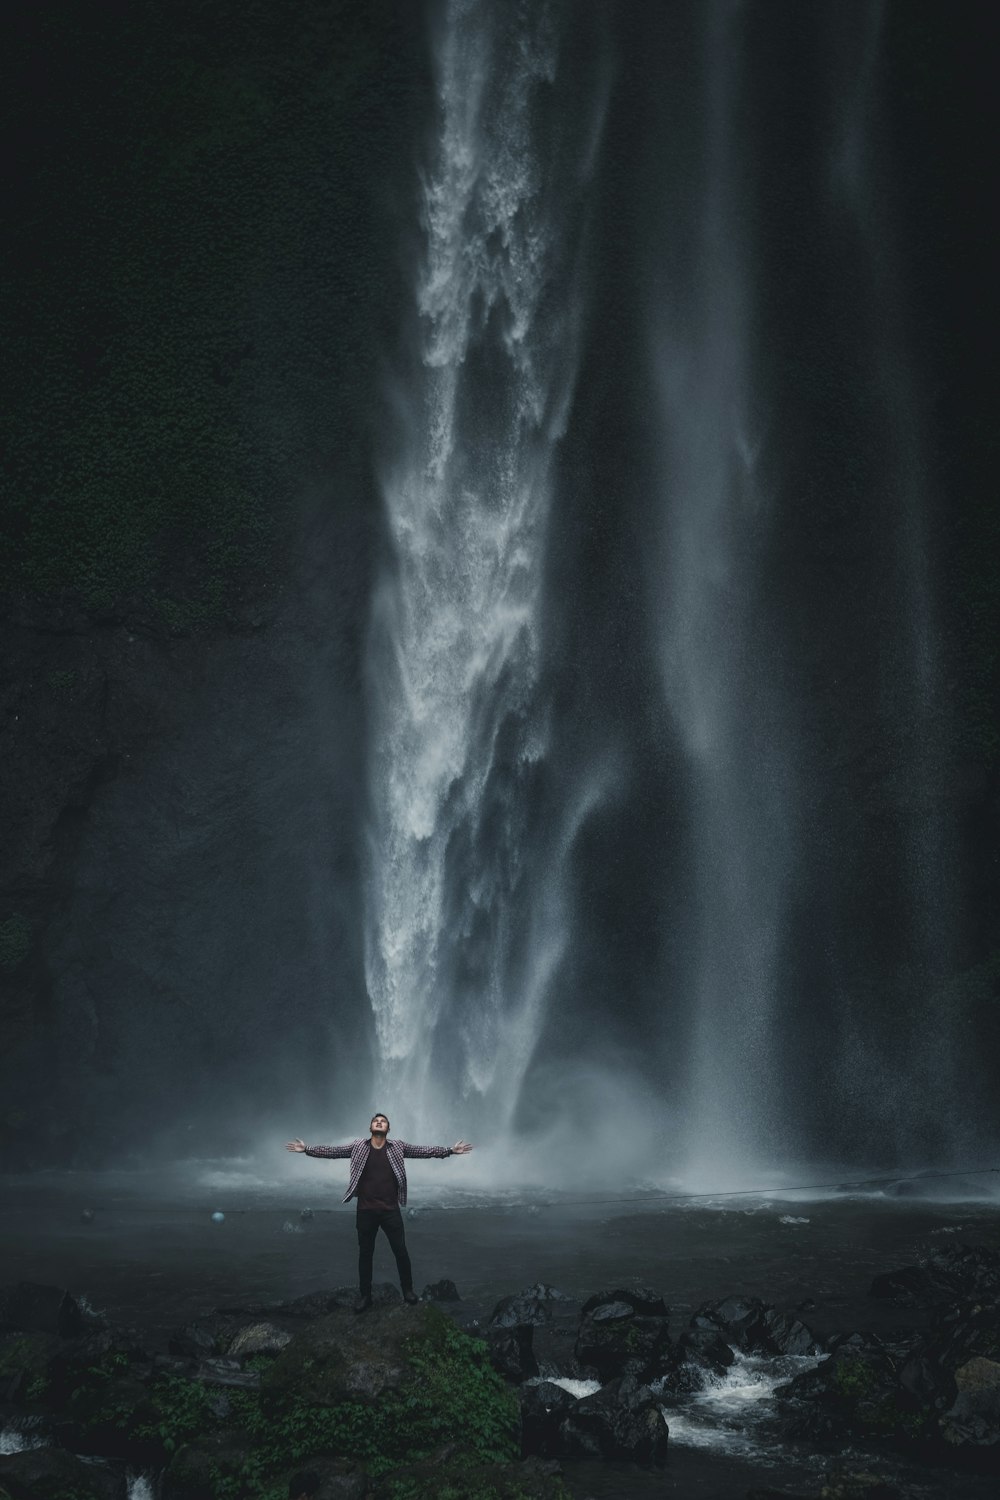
[0,1241,997,1498]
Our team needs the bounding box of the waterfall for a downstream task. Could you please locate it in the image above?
[828,1,960,1154]
[364,0,606,1137]
[651,2,793,1177]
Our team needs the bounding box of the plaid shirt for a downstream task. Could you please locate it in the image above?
[303,1137,452,1207]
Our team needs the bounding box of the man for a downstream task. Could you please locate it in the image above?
[286,1114,472,1312]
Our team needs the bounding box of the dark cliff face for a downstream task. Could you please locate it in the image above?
[0,0,428,1164]
[1,0,998,1169]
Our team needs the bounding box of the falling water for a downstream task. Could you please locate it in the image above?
[828,1,960,1154]
[652,2,794,1177]
[364,0,606,1136]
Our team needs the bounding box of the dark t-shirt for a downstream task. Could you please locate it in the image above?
[356,1142,399,1211]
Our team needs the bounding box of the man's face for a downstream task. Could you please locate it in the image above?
[371,1115,389,1136]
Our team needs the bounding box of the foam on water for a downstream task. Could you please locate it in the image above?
[661,1350,824,1454]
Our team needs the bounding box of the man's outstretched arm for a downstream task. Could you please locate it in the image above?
[285,1137,355,1159]
[401,1139,473,1158]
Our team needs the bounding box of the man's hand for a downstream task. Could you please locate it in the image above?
[451,1140,473,1154]
[285,1138,306,1152]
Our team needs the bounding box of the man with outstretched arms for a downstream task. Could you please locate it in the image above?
[286,1114,472,1312]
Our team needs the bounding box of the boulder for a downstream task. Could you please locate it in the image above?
[691,1295,819,1355]
[772,1331,914,1445]
[938,1355,1000,1460]
[581,1286,668,1319]
[652,1325,736,1399]
[575,1302,671,1382]
[226,1321,292,1359]
[558,1376,668,1465]
[195,1356,261,1389]
[676,1325,736,1375]
[262,1302,444,1406]
[168,1314,240,1360]
[519,1380,579,1455]
[488,1325,539,1382]
[422,1279,461,1301]
[870,1244,1000,1309]
[490,1294,550,1330]
[0,1283,84,1340]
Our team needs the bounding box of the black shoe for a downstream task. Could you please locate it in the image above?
[354,1294,373,1314]
[402,1289,419,1305]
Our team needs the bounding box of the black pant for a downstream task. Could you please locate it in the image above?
[356,1206,412,1296]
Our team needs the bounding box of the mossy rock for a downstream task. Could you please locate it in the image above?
[262,1302,438,1406]
[232,1304,518,1480]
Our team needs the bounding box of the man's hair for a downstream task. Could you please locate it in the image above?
[288,1471,320,1498]
[370,1112,390,1130]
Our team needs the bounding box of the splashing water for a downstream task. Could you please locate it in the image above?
[365,0,606,1135]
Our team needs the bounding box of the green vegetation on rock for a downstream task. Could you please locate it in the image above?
[152,1307,521,1498]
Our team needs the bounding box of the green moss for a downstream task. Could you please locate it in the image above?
[0,914,31,970]
[832,1357,880,1401]
[216,1309,518,1496]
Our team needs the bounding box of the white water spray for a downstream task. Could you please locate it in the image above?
[653,3,793,1177]
[365,0,606,1134]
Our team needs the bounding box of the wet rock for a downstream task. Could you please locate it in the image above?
[226,1320,292,1358]
[168,1314,240,1359]
[870,1243,1000,1308]
[651,1325,736,1400]
[262,1303,441,1406]
[279,1283,400,1318]
[575,1301,671,1382]
[691,1294,819,1355]
[938,1355,1000,1459]
[519,1379,579,1454]
[422,1278,461,1301]
[0,1283,84,1339]
[0,1445,124,1499]
[521,1283,573,1302]
[195,1356,261,1389]
[581,1286,668,1319]
[153,1352,196,1376]
[488,1324,539,1382]
[676,1324,736,1375]
[558,1376,668,1465]
[490,1293,550,1329]
[772,1331,912,1445]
